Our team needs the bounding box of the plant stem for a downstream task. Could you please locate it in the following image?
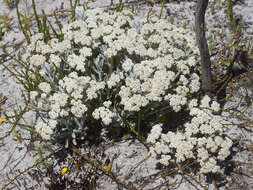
[32,0,42,33]
[16,0,30,44]
[227,0,237,35]
[159,0,164,19]
[195,0,212,94]
[137,111,141,136]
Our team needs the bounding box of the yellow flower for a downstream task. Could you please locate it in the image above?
[0,118,3,125]
[61,167,68,175]
[105,165,111,172]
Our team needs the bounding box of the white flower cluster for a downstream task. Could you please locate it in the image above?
[23,8,200,143]
[109,58,200,113]
[147,95,233,174]
[92,101,115,126]
[35,119,57,140]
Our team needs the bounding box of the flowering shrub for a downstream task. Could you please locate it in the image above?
[20,7,234,174]
[147,95,233,174]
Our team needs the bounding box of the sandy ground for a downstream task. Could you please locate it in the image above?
[0,0,253,189]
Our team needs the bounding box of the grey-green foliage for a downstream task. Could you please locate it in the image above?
[75,6,87,21]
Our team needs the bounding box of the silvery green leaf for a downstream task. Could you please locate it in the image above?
[72,132,76,139]
[131,19,142,34]
[73,129,79,133]
[41,62,56,83]
[65,139,69,148]
[91,74,97,80]
[99,45,107,52]
[74,118,82,129]
[75,6,87,21]
[72,138,77,146]
[231,46,235,56]
[247,40,252,52]
[94,55,105,70]
[44,62,53,72]
[232,62,243,70]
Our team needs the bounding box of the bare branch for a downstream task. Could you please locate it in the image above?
[195,0,212,93]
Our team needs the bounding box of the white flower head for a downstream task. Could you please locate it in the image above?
[38,82,51,94]
[122,58,133,72]
[30,55,46,67]
[201,95,211,107]
[30,91,38,101]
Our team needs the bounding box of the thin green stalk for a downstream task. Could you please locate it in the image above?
[70,0,75,21]
[3,47,27,67]
[1,152,55,190]
[32,0,42,33]
[0,61,24,84]
[0,103,30,141]
[125,154,151,181]
[147,8,152,23]
[143,104,171,120]
[13,122,22,143]
[176,163,208,190]
[109,56,114,77]
[215,72,233,96]
[42,10,57,37]
[227,0,237,35]
[105,56,114,97]
[159,0,165,19]
[42,9,51,42]
[16,0,30,44]
[116,0,123,12]
[53,11,63,37]
[114,104,149,148]
[7,122,38,134]
[150,163,189,190]
[137,111,141,136]
[74,0,79,17]
[22,14,32,37]
[131,5,135,13]
[72,148,138,190]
